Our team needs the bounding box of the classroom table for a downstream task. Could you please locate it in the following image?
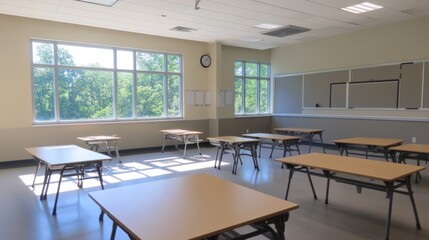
[389,143,429,183]
[160,129,203,158]
[207,136,260,174]
[242,133,301,158]
[26,145,111,215]
[274,127,325,153]
[89,173,298,240]
[276,153,424,240]
[77,135,121,163]
[333,137,403,161]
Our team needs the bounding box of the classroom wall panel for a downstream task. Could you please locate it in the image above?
[273,75,302,114]
[303,70,348,108]
[276,61,426,112]
[400,62,423,108]
[423,61,429,108]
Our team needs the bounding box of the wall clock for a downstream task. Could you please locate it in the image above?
[200,54,211,68]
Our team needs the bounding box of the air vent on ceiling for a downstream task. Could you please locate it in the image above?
[262,25,310,37]
[170,26,197,32]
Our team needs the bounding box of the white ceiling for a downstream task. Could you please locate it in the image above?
[1,0,429,50]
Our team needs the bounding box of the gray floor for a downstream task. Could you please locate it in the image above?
[1,144,429,240]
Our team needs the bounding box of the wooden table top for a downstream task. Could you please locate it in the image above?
[276,153,424,182]
[274,127,324,133]
[242,133,300,141]
[25,145,111,166]
[332,137,404,147]
[160,129,203,135]
[389,143,429,154]
[77,135,121,141]
[89,173,298,240]
[207,136,260,144]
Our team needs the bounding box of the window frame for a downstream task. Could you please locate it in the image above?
[31,39,183,124]
[234,60,271,116]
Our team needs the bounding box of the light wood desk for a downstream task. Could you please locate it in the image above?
[333,137,403,161]
[89,173,298,240]
[207,136,260,174]
[26,145,111,215]
[160,129,203,158]
[242,133,301,158]
[274,127,325,153]
[276,153,424,240]
[389,143,429,182]
[77,135,121,163]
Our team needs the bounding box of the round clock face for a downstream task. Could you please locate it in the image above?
[200,54,211,68]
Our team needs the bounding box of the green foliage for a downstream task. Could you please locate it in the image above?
[32,41,182,122]
[234,60,271,115]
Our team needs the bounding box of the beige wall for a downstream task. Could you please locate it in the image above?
[0,14,272,162]
[0,13,215,162]
[270,15,429,144]
[271,15,429,74]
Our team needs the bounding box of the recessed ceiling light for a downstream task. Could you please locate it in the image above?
[77,0,118,7]
[238,37,263,43]
[341,2,383,14]
[254,23,284,30]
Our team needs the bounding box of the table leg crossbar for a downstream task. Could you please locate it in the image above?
[39,162,104,215]
[214,142,259,174]
[284,164,421,240]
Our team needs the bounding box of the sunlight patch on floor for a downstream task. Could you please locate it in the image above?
[168,160,229,172]
[20,153,224,197]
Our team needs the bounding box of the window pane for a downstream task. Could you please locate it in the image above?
[235,61,243,76]
[117,50,134,70]
[31,41,183,123]
[32,42,54,65]
[58,69,114,120]
[245,63,258,77]
[260,64,269,78]
[33,67,55,121]
[57,45,114,68]
[136,52,164,71]
[117,72,134,118]
[136,73,164,117]
[168,55,181,73]
[168,75,181,117]
[235,77,243,114]
[260,79,269,113]
[244,78,257,113]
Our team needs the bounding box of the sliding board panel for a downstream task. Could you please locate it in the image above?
[274,75,302,113]
[330,83,347,108]
[348,80,399,108]
[399,62,423,108]
[303,70,348,108]
[351,64,401,82]
[424,62,429,108]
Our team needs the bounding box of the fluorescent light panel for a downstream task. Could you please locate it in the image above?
[77,0,118,7]
[341,2,383,14]
[254,23,283,30]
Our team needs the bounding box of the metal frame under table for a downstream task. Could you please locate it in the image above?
[207,136,260,175]
[242,133,301,158]
[26,145,111,215]
[333,137,403,161]
[160,129,203,158]
[274,127,325,153]
[276,153,424,240]
[77,135,121,163]
[89,173,298,240]
[389,143,429,183]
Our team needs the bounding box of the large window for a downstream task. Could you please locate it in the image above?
[31,40,182,123]
[234,60,270,115]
